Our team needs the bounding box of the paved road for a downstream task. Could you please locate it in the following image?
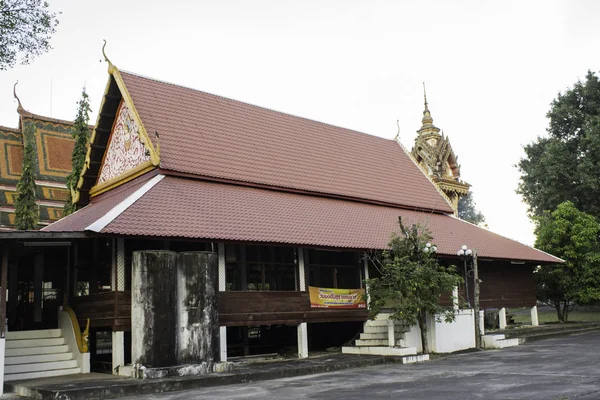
[123,331,600,400]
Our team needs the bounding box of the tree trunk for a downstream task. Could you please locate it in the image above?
[555,303,564,323]
[418,312,429,354]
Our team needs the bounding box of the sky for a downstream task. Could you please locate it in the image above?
[1,0,599,246]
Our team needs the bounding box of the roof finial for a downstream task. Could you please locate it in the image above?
[421,81,433,126]
[101,39,115,73]
[13,81,23,111]
[394,119,400,141]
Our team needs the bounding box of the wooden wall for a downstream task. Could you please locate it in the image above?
[218,291,368,326]
[71,291,131,331]
[478,262,536,308]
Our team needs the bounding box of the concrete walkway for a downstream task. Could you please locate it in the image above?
[5,323,600,399]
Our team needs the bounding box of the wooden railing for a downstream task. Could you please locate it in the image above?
[70,291,131,331]
[218,291,368,326]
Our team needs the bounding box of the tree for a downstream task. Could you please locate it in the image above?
[457,192,486,226]
[365,218,462,353]
[64,88,91,215]
[15,122,38,229]
[534,201,600,322]
[517,71,600,219]
[0,0,60,70]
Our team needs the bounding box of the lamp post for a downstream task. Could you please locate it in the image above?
[457,245,482,349]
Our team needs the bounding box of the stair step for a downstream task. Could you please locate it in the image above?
[482,335,520,349]
[5,337,66,349]
[400,354,430,364]
[6,359,78,374]
[342,346,417,356]
[4,367,81,382]
[5,329,62,340]
[360,332,405,340]
[6,345,69,357]
[6,352,74,365]
[363,325,408,334]
[355,339,405,347]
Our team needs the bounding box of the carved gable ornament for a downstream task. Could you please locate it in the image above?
[98,101,151,184]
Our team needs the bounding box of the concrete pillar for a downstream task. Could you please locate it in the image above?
[112,331,124,373]
[298,248,306,291]
[387,319,395,347]
[499,307,507,330]
[452,286,459,311]
[479,310,485,335]
[297,322,308,358]
[218,243,227,362]
[363,256,370,306]
[531,305,539,327]
[176,252,219,365]
[131,250,177,368]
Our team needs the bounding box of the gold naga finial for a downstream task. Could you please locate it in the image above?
[102,39,115,73]
[13,81,23,111]
[394,119,400,141]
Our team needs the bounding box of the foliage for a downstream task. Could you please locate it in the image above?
[365,218,462,353]
[15,122,38,229]
[64,88,91,216]
[0,0,60,70]
[517,71,600,219]
[534,201,600,322]
[457,192,486,226]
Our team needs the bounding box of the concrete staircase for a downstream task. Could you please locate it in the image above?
[482,334,520,349]
[4,329,82,381]
[342,313,429,363]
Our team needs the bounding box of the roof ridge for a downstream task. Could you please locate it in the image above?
[119,69,395,144]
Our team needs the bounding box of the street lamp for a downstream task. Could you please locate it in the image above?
[457,245,472,307]
[423,242,437,254]
[457,244,482,349]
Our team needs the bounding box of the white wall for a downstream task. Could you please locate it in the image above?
[400,310,475,354]
[0,337,5,395]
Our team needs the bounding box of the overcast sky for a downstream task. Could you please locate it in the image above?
[1,0,599,246]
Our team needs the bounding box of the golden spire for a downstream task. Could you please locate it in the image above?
[422,82,433,126]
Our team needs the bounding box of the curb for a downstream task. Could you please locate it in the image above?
[7,356,405,400]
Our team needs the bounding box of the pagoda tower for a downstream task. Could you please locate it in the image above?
[411,85,470,213]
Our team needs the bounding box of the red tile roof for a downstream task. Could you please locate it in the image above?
[119,71,453,213]
[45,176,561,263]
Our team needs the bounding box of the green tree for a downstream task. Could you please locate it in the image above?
[365,218,462,353]
[534,201,600,322]
[64,88,91,216]
[458,192,486,226]
[517,71,600,218]
[0,0,60,70]
[15,122,38,229]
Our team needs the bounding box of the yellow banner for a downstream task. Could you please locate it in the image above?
[309,286,366,309]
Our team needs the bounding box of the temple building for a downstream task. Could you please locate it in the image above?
[0,59,561,383]
[0,92,76,229]
[411,88,470,213]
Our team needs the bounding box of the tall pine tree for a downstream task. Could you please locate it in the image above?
[15,122,39,229]
[64,88,91,215]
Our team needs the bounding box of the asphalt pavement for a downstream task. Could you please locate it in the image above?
[119,330,600,400]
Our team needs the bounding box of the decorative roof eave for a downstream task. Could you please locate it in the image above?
[73,42,160,204]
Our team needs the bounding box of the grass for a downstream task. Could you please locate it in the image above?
[511,307,600,325]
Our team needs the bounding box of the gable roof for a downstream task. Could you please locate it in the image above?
[114,71,453,213]
[44,174,561,263]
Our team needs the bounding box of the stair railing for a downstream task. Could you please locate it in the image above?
[62,305,90,353]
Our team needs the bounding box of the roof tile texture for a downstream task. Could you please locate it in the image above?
[89,176,557,263]
[120,71,453,213]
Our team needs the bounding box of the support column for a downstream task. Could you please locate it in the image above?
[387,319,395,347]
[531,305,539,327]
[131,250,177,367]
[297,248,308,358]
[363,255,370,306]
[8,262,17,329]
[452,286,459,311]
[218,243,227,362]
[479,310,485,335]
[297,323,308,358]
[112,239,126,374]
[0,247,8,395]
[499,307,507,330]
[33,254,43,323]
[176,252,219,365]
